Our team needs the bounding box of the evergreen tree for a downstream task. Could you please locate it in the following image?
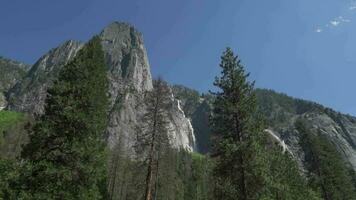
[137,78,171,200]
[17,36,109,200]
[0,158,21,200]
[261,145,321,200]
[296,119,356,200]
[210,47,265,200]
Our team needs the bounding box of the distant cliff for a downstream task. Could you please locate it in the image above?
[2,22,355,173]
[256,89,356,170]
[0,57,29,109]
[4,22,196,155]
[173,85,356,171]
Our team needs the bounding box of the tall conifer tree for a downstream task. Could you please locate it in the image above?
[137,78,171,200]
[18,36,109,200]
[210,48,264,200]
[296,119,356,200]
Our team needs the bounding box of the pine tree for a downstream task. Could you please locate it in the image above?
[210,47,265,200]
[17,36,109,200]
[261,145,321,200]
[296,119,356,200]
[137,78,171,200]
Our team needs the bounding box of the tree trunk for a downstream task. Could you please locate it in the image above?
[154,144,161,200]
[144,94,159,200]
[234,114,247,200]
[238,154,247,200]
[144,145,155,200]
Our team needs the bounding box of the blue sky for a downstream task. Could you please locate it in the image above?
[1,0,356,115]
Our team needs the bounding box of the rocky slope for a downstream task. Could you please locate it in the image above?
[172,85,356,170]
[6,40,84,114]
[256,89,356,170]
[4,22,195,154]
[0,57,29,109]
[2,22,354,171]
[172,85,213,153]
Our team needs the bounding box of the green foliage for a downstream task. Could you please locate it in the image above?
[255,89,324,128]
[172,84,214,154]
[210,48,266,200]
[0,111,24,133]
[107,146,146,200]
[13,36,109,199]
[138,78,172,200]
[209,48,324,200]
[296,119,356,200]
[107,148,212,200]
[260,145,322,200]
[0,158,21,200]
[172,85,201,117]
[191,100,213,153]
[0,111,27,158]
[158,150,212,200]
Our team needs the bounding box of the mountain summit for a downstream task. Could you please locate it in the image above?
[4,22,196,153]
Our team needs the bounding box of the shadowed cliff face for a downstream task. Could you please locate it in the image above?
[0,57,29,108]
[255,89,356,170]
[3,22,196,154]
[5,21,354,171]
[271,109,356,170]
[173,86,356,170]
[6,40,84,114]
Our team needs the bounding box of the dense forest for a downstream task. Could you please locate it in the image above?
[0,39,355,200]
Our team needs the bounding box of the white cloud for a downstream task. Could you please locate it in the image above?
[315,28,323,33]
[338,16,351,22]
[328,16,351,27]
[330,20,341,26]
[314,2,354,33]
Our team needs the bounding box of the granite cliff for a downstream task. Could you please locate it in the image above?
[172,85,356,171]
[2,22,355,172]
[0,57,29,109]
[4,22,196,154]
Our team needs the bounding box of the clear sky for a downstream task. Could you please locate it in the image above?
[1,0,356,115]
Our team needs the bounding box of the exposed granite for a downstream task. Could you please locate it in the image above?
[6,40,84,114]
[0,57,29,108]
[5,22,195,153]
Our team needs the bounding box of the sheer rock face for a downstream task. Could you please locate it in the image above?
[261,112,356,171]
[254,90,356,171]
[101,22,194,152]
[305,113,356,169]
[6,40,84,114]
[168,97,196,151]
[302,112,356,168]
[107,90,196,154]
[176,87,356,170]
[5,22,195,153]
[100,22,153,98]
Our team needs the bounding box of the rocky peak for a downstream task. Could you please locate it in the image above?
[6,40,84,114]
[100,22,153,95]
[4,22,195,153]
[0,57,29,92]
[0,56,29,92]
[0,57,30,108]
[0,56,29,107]
[100,23,196,153]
